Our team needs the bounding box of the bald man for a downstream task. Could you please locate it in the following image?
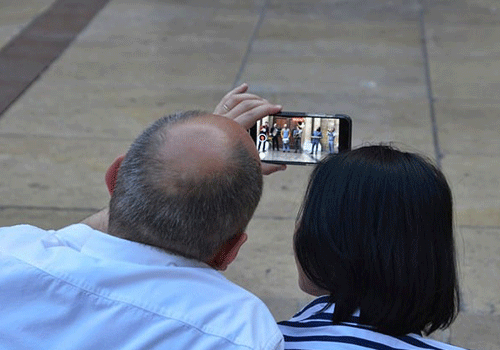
[0,85,285,349]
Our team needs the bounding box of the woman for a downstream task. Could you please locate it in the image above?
[279,145,465,350]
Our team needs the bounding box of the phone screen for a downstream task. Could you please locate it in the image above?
[252,112,351,165]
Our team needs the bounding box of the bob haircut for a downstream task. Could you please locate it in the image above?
[294,145,459,336]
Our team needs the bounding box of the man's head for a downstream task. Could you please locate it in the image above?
[108,111,262,268]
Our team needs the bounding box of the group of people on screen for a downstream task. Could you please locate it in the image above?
[258,120,337,155]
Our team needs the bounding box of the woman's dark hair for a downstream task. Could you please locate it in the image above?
[294,145,459,336]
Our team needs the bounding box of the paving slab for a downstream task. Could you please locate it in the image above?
[426,24,500,62]
[224,216,299,298]
[254,18,422,63]
[253,164,312,218]
[429,59,500,101]
[430,312,500,350]
[44,45,246,87]
[0,82,228,139]
[266,0,421,23]
[0,207,95,229]
[242,8,428,116]
[223,213,315,321]
[435,100,500,157]
[260,295,314,322]
[445,313,500,350]
[0,0,261,139]
[0,135,128,209]
[242,56,427,98]
[456,225,500,316]
[224,166,314,318]
[82,0,264,38]
[442,154,500,227]
[0,0,113,115]
[424,0,500,26]
[426,23,500,100]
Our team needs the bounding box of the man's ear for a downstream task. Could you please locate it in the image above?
[207,233,248,271]
[105,154,125,195]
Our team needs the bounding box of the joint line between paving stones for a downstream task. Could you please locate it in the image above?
[418,4,442,169]
[460,224,500,230]
[0,205,101,213]
[0,132,133,142]
[232,0,271,88]
[253,215,296,221]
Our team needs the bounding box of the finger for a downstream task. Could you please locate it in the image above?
[261,163,287,175]
[223,93,266,112]
[221,83,249,105]
[230,103,282,130]
[224,99,266,120]
[220,95,268,120]
[215,92,263,117]
[214,83,249,114]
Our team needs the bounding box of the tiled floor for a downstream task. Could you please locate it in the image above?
[0,1,498,348]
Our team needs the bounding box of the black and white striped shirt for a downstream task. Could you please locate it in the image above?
[278,296,467,350]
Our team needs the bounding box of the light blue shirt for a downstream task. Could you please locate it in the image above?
[0,224,284,350]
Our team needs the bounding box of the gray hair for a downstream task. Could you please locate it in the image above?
[108,111,263,261]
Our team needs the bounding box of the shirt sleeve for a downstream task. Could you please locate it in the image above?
[272,338,285,350]
[267,330,285,350]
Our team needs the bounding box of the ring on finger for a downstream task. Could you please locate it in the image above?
[223,103,230,112]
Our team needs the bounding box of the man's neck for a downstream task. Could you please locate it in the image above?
[80,207,109,233]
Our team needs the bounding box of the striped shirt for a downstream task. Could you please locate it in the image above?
[278,296,468,350]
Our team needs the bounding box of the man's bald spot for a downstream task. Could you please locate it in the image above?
[158,114,259,182]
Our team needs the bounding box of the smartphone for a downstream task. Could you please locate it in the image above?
[251,112,352,165]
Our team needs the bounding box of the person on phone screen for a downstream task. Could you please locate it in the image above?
[281,124,291,152]
[327,127,336,154]
[310,127,322,154]
[271,123,280,151]
[258,123,268,152]
[293,124,303,153]
[279,145,465,350]
[261,121,270,136]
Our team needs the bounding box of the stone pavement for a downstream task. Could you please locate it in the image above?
[0,0,499,348]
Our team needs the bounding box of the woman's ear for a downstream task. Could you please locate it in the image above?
[105,154,125,195]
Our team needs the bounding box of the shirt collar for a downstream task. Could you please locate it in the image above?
[295,296,423,337]
[54,224,211,269]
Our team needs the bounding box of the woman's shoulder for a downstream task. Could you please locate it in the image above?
[278,298,468,350]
